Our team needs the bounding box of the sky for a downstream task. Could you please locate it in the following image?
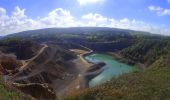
[0,0,170,35]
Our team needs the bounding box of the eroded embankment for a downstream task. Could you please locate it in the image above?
[57,49,105,98]
[69,48,106,88]
[81,62,106,88]
[5,44,78,100]
[1,43,106,100]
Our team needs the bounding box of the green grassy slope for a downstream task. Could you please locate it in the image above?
[66,68,170,100]
[0,76,31,100]
[150,54,170,69]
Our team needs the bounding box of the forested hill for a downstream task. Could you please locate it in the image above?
[3,27,161,42]
[2,27,167,53]
[121,38,170,66]
[2,28,170,66]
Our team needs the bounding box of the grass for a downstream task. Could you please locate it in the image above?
[65,67,170,100]
[0,76,31,100]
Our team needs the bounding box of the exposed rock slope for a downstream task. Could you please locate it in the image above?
[0,52,22,75]
[9,44,77,99]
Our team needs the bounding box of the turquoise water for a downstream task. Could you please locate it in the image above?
[85,53,138,87]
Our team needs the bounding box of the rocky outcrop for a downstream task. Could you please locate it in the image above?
[9,45,76,99]
[0,40,41,60]
[0,52,22,75]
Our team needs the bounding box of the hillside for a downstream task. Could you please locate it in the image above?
[0,75,32,100]
[4,27,163,52]
[66,68,170,100]
[9,44,79,99]
[0,38,81,99]
[0,36,99,100]
[0,27,170,100]
[65,54,170,100]
[65,34,170,100]
[0,38,42,60]
[121,38,170,66]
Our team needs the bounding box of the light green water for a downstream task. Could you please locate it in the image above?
[85,53,139,87]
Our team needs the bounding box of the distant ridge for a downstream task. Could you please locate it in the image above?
[4,27,160,39]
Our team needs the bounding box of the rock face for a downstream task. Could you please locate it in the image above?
[0,52,22,75]
[13,45,76,82]
[10,44,76,99]
[0,40,41,60]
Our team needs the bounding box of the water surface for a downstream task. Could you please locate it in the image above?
[85,53,138,87]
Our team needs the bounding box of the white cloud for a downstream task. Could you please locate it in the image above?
[148,5,170,16]
[77,0,104,5]
[120,18,131,24]
[168,0,170,3]
[148,6,162,11]
[40,8,76,27]
[81,13,108,26]
[0,6,170,35]
[12,6,26,19]
[0,8,9,26]
[0,7,6,16]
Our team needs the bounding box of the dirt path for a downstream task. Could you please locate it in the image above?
[56,46,93,98]
[56,56,92,98]
[19,44,48,71]
[15,44,58,81]
[16,44,96,99]
[79,44,92,52]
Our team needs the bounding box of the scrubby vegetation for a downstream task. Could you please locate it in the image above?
[0,76,31,100]
[0,38,41,60]
[122,39,170,66]
[65,67,170,100]
[150,54,170,69]
[65,53,170,100]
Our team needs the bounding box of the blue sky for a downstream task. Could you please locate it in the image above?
[0,0,170,35]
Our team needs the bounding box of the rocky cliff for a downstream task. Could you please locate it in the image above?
[7,44,77,100]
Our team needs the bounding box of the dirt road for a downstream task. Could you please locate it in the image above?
[19,44,48,71]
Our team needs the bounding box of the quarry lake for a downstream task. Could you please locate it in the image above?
[85,53,139,87]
